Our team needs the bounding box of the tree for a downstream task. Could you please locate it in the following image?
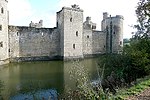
[134,0,150,39]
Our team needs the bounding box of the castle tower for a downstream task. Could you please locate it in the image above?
[57,4,83,59]
[0,0,9,64]
[101,13,124,53]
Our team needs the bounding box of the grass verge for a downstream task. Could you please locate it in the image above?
[112,75,150,100]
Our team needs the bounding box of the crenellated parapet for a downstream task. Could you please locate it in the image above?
[29,20,43,28]
[61,4,83,12]
[83,16,96,30]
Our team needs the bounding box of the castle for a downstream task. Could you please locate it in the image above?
[0,0,123,64]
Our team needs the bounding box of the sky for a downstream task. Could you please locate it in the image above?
[8,0,139,39]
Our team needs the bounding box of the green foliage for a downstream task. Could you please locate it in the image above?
[115,75,150,99]
[134,0,150,38]
[61,60,110,100]
[98,54,125,79]
[98,38,150,85]
[124,39,150,75]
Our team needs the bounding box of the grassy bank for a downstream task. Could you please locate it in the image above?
[113,75,150,99]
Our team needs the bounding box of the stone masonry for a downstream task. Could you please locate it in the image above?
[0,2,124,64]
[0,0,9,65]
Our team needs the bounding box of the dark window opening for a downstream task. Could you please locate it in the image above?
[104,45,105,48]
[120,41,122,45]
[17,32,19,36]
[70,17,72,22]
[113,32,115,34]
[0,42,3,47]
[76,31,78,36]
[73,44,75,49]
[8,49,10,52]
[1,7,4,14]
[56,22,58,27]
[0,25,2,31]
[87,35,89,38]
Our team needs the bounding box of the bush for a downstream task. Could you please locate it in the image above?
[98,39,150,85]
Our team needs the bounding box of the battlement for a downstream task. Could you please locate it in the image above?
[61,4,83,12]
[8,25,19,32]
[29,20,43,28]
[9,25,57,34]
[116,15,124,19]
[83,16,96,30]
[103,12,109,19]
[102,12,124,20]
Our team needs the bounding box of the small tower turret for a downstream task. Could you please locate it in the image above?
[103,12,108,19]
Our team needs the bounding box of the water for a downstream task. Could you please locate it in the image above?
[0,58,99,99]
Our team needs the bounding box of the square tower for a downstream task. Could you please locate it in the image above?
[0,0,9,64]
[57,4,83,60]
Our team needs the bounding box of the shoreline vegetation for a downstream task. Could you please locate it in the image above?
[59,54,150,99]
[115,75,150,99]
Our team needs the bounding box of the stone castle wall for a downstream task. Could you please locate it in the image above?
[83,30,106,56]
[9,26,20,58]
[83,16,106,56]
[9,26,60,62]
[83,29,93,55]
[0,3,123,63]
[92,31,106,54]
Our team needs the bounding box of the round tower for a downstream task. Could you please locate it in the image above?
[0,0,9,64]
[102,14,124,53]
[112,15,124,53]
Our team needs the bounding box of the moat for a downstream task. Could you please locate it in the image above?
[0,58,99,99]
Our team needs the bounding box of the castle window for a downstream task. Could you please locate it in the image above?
[87,35,89,38]
[113,32,115,34]
[120,41,122,45]
[104,45,105,48]
[0,25,2,31]
[56,21,58,27]
[73,44,75,49]
[76,31,78,36]
[0,42,3,47]
[70,17,72,22]
[17,32,19,36]
[1,7,4,14]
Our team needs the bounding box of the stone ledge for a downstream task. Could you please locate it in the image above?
[10,56,61,62]
[0,59,9,65]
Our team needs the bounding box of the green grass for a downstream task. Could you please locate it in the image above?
[113,75,150,100]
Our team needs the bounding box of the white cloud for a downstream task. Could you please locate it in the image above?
[8,0,33,26]
[7,0,139,38]
[58,0,139,38]
[8,0,57,27]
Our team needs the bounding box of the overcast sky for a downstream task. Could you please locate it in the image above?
[8,0,139,38]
